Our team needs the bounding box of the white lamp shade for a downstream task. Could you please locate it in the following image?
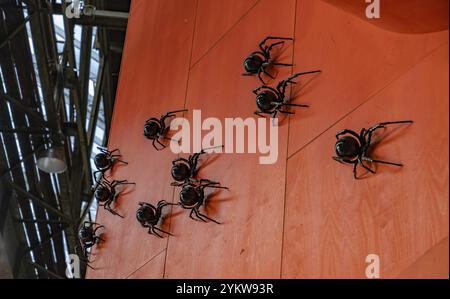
[37,147,67,174]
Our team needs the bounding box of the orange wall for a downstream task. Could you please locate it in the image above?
[87,0,449,278]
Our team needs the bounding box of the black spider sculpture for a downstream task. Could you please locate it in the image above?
[253,70,321,119]
[332,120,414,179]
[77,221,104,259]
[144,109,187,150]
[136,200,173,237]
[243,36,294,84]
[93,147,127,183]
[170,146,223,186]
[94,179,135,217]
[176,180,228,224]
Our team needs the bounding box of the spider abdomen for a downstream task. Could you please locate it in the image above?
[79,227,95,244]
[94,187,110,203]
[144,122,161,139]
[256,90,278,111]
[335,136,361,158]
[171,163,191,182]
[94,153,110,169]
[180,187,200,207]
[244,54,264,73]
[136,205,158,225]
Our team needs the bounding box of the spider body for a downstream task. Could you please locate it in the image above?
[93,179,135,217]
[144,109,187,150]
[256,90,278,111]
[253,70,321,119]
[93,147,127,183]
[243,36,294,84]
[78,221,104,258]
[333,120,414,179]
[176,180,228,224]
[170,146,223,186]
[244,53,264,73]
[136,201,173,237]
[335,136,360,158]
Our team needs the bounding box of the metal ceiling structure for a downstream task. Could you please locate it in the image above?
[0,0,130,278]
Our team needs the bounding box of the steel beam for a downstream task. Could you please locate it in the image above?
[6,181,74,224]
[24,259,65,279]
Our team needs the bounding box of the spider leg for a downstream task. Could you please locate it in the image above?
[98,147,111,155]
[153,227,172,236]
[353,162,359,179]
[150,227,163,238]
[373,120,414,130]
[358,157,376,174]
[252,86,263,95]
[196,208,221,225]
[257,70,267,85]
[193,208,208,223]
[286,70,322,82]
[254,110,268,117]
[93,170,104,183]
[363,157,403,167]
[172,157,188,165]
[266,40,285,50]
[259,36,293,52]
[198,179,220,185]
[93,225,105,235]
[203,185,229,191]
[261,64,275,79]
[161,109,188,123]
[332,156,354,164]
[110,180,134,190]
[282,103,309,107]
[145,117,161,123]
[105,202,124,218]
[335,129,360,140]
[155,138,166,150]
[152,139,159,151]
[272,62,293,66]
[278,110,295,114]
[189,209,203,221]
[162,136,179,142]
[111,155,128,165]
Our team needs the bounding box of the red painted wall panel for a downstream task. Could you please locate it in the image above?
[88,0,449,278]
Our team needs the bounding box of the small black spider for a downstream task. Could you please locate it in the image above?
[78,221,104,259]
[253,70,321,119]
[333,120,414,179]
[170,146,223,186]
[243,36,294,84]
[93,179,135,217]
[93,147,127,183]
[176,180,228,224]
[144,109,187,150]
[136,200,173,238]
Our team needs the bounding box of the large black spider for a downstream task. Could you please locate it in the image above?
[93,179,135,218]
[253,70,321,119]
[136,200,173,238]
[242,36,294,84]
[77,221,104,259]
[144,109,187,150]
[93,147,127,183]
[333,120,414,179]
[176,180,228,224]
[170,146,223,186]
